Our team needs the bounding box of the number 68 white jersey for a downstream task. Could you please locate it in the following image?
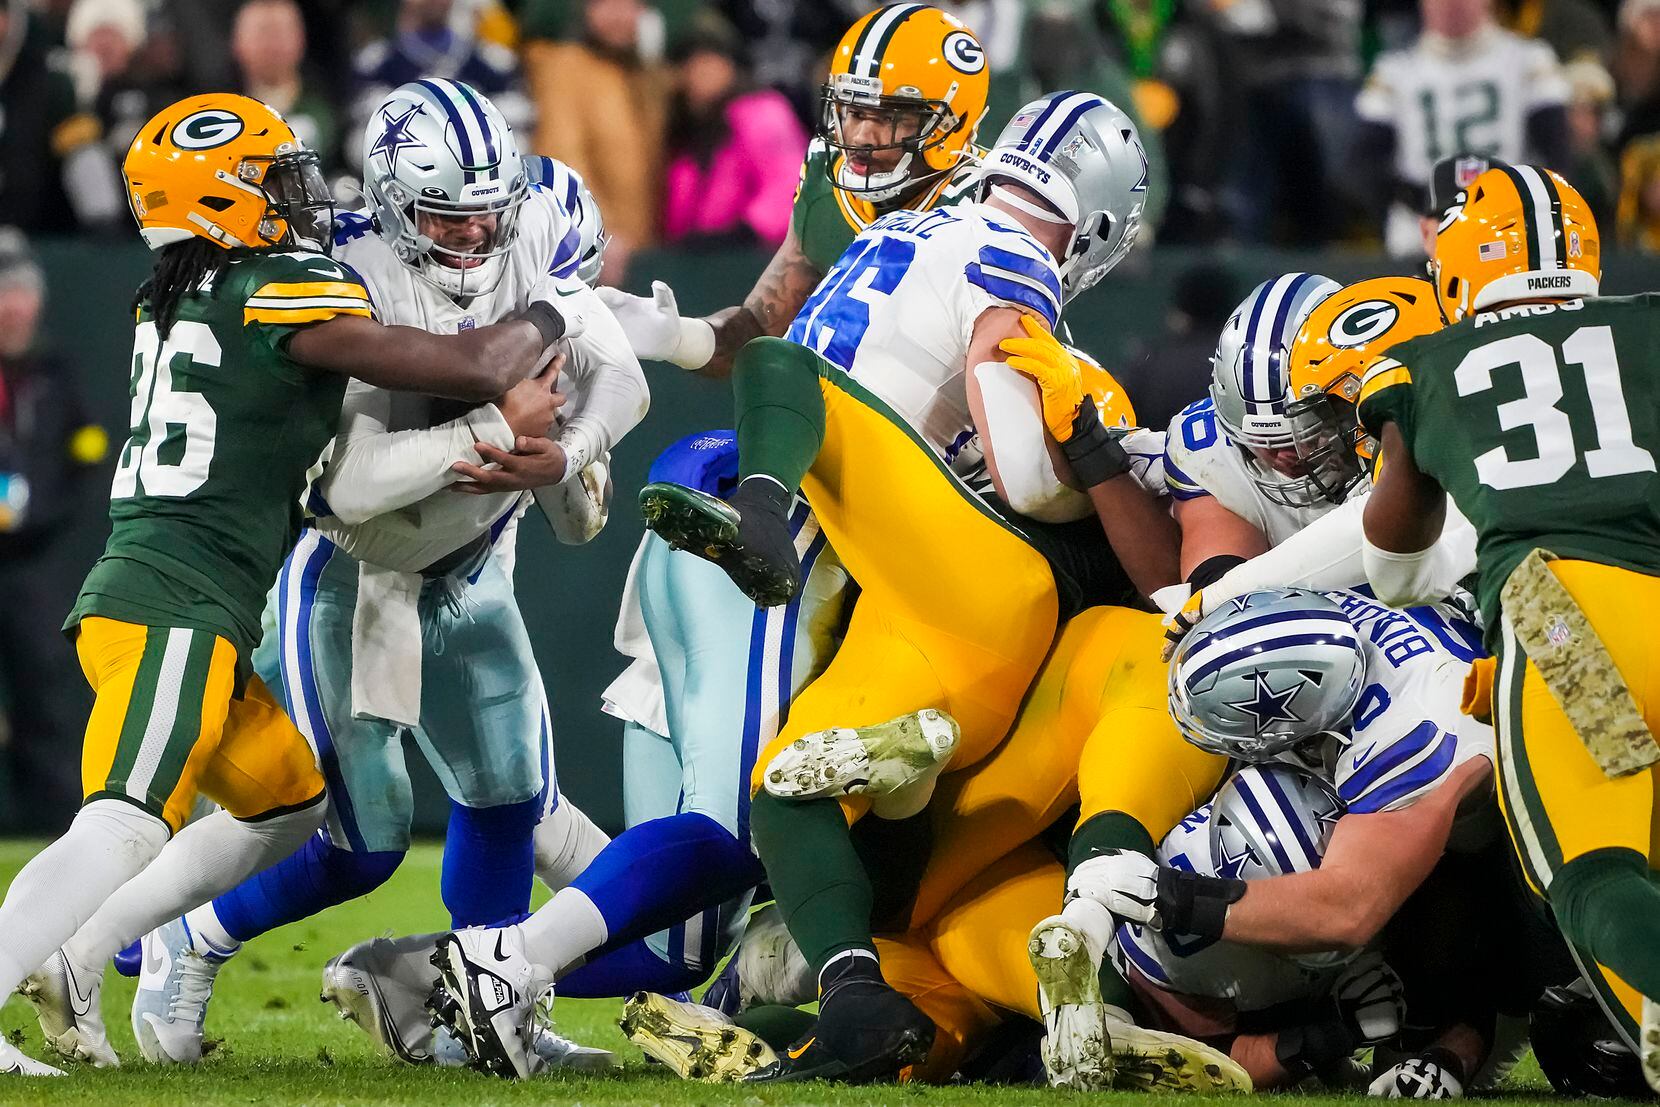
[785,201,1064,468]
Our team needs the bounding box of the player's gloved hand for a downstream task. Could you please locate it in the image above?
[1117,427,1168,494]
[595,281,715,369]
[1334,954,1406,1045]
[1066,850,1163,927]
[1368,1054,1466,1099]
[525,276,595,345]
[1161,587,1208,661]
[1000,313,1087,441]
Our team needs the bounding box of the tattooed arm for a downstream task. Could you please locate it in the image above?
[701,224,825,377]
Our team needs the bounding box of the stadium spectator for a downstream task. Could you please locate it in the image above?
[1354,0,1570,255]
[1204,0,1365,246]
[70,0,190,185]
[351,0,529,166]
[717,0,863,125]
[524,0,671,281]
[232,0,340,173]
[1564,57,1619,230]
[1617,134,1660,248]
[660,16,807,251]
[0,229,106,833]
[1495,0,1614,64]
[0,0,121,232]
[1616,0,1660,153]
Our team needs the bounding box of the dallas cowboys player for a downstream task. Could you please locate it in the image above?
[124,78,644,1068]
[1108,764,1408,1090]
[1079,589,1516,1095]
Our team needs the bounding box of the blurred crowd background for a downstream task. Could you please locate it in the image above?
[6,0,1660,271]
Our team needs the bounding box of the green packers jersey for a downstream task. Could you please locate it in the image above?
[68,249,372,665]
[1358,294,1660,642]
[790,137,983,272]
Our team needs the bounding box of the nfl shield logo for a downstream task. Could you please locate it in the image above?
[1454,156,1488,188]
[458,316,476,331]
[1546,616,1573,648]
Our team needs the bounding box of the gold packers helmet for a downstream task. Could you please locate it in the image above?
[124,93,334,253]
[1431,163,1600,322]
[1285,275,1441,503]
[821,5,989,202]
[1078,351,1136,430]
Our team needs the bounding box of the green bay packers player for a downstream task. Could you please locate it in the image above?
[1357,163,1660,1090]
[597,4,990,374]
[0,93,575,1076]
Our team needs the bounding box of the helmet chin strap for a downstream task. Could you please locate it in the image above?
[987,184,1070,225]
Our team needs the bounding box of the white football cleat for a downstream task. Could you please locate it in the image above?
[20,949,118,1068]
[1107,1014,1252,1094]
[761,708,959,817]
[320,933,444,1064]
[1642,995,1660,1095]
[429,927,549,1079]
[620,991,777,1082]
[1029,914,1114,1090]
[0,1037,64,1076]
[131,916,234,1065]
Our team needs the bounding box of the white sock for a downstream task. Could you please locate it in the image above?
[64,802,322,970]
[519,886,608,979]
[1059,896,1115,963]
[0,799,168,995]
[533,800,610,891]
[181,903,241,957]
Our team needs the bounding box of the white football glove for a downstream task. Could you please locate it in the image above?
[1117,427,1168,496]
[527,275,594,344]
[1066,850,1163,928]
[1335,953,1406,1045]
[1369,1057,1464,1099]
[595,281,715,369]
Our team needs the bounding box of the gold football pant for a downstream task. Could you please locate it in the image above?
[878,842,1060,1081]
[907,605,1223,929]
[1492,559,1660,1043]
[77,616,324,833]
[750,360,1060,804]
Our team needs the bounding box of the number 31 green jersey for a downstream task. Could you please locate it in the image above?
[68,249,372,668]
[1358,294,1660,642]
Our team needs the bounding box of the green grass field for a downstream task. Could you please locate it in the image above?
[0,840,1611,1106]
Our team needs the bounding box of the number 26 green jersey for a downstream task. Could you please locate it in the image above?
[68,249,372,669]
[1358,294,1660,643]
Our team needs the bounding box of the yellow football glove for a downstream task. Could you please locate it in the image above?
[999,313,1085,442]
[1161,587,1208,662]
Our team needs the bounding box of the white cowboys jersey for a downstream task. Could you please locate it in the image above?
[1111,803,1342,1011]
[314,178,590,570]
[1356,27,1568,191]
[1164,398,1333,544]
[784,201,1064,474]
[1320,589,1493,818]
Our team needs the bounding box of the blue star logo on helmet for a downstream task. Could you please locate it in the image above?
[1214,830,1257,880]
[372,104,425,173]
[1226,670,1308,731]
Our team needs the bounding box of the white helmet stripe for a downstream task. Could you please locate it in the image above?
[853,4,922,80]
[1513,164,1559,271]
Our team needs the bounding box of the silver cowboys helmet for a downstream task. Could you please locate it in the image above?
[1210,763,1350,968]
[1169,589,1366,762]
[1208,273,1341,507]
[525,154,608,286]
[362,78,528,298]
[979,91,1150,302]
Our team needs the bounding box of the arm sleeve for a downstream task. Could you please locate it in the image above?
[971,361,1092,522]
[553,285,650,479]
[316,381,517,524]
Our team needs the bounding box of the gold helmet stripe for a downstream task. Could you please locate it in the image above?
[851,3,926,80]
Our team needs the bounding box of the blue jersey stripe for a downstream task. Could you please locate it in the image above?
[1342,724,1454,812]
[978,245,1063,303]
[549,223,583,277]
[965,264,1059,328]
[1118,929,1172,983]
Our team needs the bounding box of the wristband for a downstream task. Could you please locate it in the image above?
[555,423,598,483]
[671,316,717,370]
[1187,554,1248,591]
[1156,867,1246,941]
[520,301,567,346]
[1060,407,1132,488]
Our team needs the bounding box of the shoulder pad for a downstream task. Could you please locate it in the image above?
[964,224,1062,330]
[1335,718,1458,814]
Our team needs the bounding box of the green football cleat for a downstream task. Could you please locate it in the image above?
[639,482,799,608]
